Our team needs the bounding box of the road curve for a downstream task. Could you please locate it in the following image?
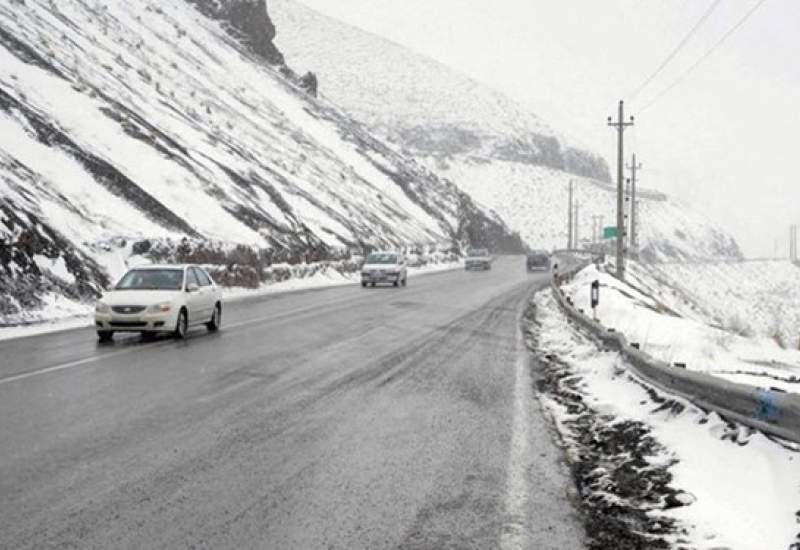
[0,257,584,549]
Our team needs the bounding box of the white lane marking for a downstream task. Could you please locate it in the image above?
[500,306,534,550]
[0,294,367,387]
[0,346,146,386]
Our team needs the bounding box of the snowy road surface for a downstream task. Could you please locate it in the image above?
[0,257,583,549]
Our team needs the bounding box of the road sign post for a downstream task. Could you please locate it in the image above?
[591,280,600,321]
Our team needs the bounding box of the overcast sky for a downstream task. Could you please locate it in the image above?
[294,0,798,257]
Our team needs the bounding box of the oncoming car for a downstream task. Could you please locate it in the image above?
[465,248,492,271]
[94,265,223,342]
[361,252,408,287]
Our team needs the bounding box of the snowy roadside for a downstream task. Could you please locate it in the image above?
[0,260,462,342]
[527,289,800,550]
[562,263,800,394]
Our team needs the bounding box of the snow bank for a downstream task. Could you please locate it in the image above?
[532,290,800,549]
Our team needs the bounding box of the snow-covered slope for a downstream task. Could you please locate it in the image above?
[0,0,523,323]
[642,260,800,347]
[270,0,609,182]
[562,261,800,394]
[271,0,743,262]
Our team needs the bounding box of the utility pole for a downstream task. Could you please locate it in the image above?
[574,201,580,250]
[608,100,634,279]
[567,180,574,249]
[627,154,642,258]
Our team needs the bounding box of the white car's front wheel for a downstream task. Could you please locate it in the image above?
[174,309,188,339]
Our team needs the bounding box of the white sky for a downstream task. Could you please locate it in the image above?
[294,0,799,257]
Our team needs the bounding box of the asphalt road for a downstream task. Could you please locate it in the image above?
[0,257,584,549]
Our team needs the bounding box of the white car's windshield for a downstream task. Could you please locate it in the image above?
[366,254,398,264]
[468,249,489,257]
[115,269,184,291]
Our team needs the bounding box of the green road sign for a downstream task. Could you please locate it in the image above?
[603,226,618,239]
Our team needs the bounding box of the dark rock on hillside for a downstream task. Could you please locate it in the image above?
[0,200,109,323]
[299,71,318,97]
[396,125,611,183]
[184,0,284,65]
[492,135,611,182]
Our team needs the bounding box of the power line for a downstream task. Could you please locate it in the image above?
[629,0,723,99]
[640,0,769,112]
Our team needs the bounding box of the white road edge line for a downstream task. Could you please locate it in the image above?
[500,301,535,550]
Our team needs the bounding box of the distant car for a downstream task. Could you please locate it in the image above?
[526,251,551,272]
[94,265,223,342]
[361,252,408,287]
[465,248,492,271]
[406,253,424,268]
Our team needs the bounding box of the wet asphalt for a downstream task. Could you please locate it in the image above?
[0,257,584,549]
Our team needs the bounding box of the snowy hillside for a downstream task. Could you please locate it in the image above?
[562,261,800,394]
[0,0,523,324]
[270,0,609,182]
[271,0,743,262]
[643,260,800,348]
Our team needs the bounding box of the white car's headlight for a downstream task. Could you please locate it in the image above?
[148,302,173,313]
[95,302,110,314]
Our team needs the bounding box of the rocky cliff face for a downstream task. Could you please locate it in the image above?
[185,0,284,64]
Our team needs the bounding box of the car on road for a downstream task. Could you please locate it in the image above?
[406,252,424,268]
[361,252,408,287]
[465,248,492,271]
[94,265,223,342]
[526,251,551,272]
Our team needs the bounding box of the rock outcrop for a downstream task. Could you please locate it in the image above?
[185,0,284,65]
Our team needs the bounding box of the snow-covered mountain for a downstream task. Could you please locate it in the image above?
[270,0,742,261]
[430,160,741,261]
[0,0,524,323]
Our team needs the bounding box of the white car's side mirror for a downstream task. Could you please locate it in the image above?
[187,283,199,293]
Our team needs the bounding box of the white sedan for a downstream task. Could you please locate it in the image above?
[361,252,408,287]
[94,265,223,342]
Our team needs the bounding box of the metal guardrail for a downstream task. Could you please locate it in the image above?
[550,267,800,445]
